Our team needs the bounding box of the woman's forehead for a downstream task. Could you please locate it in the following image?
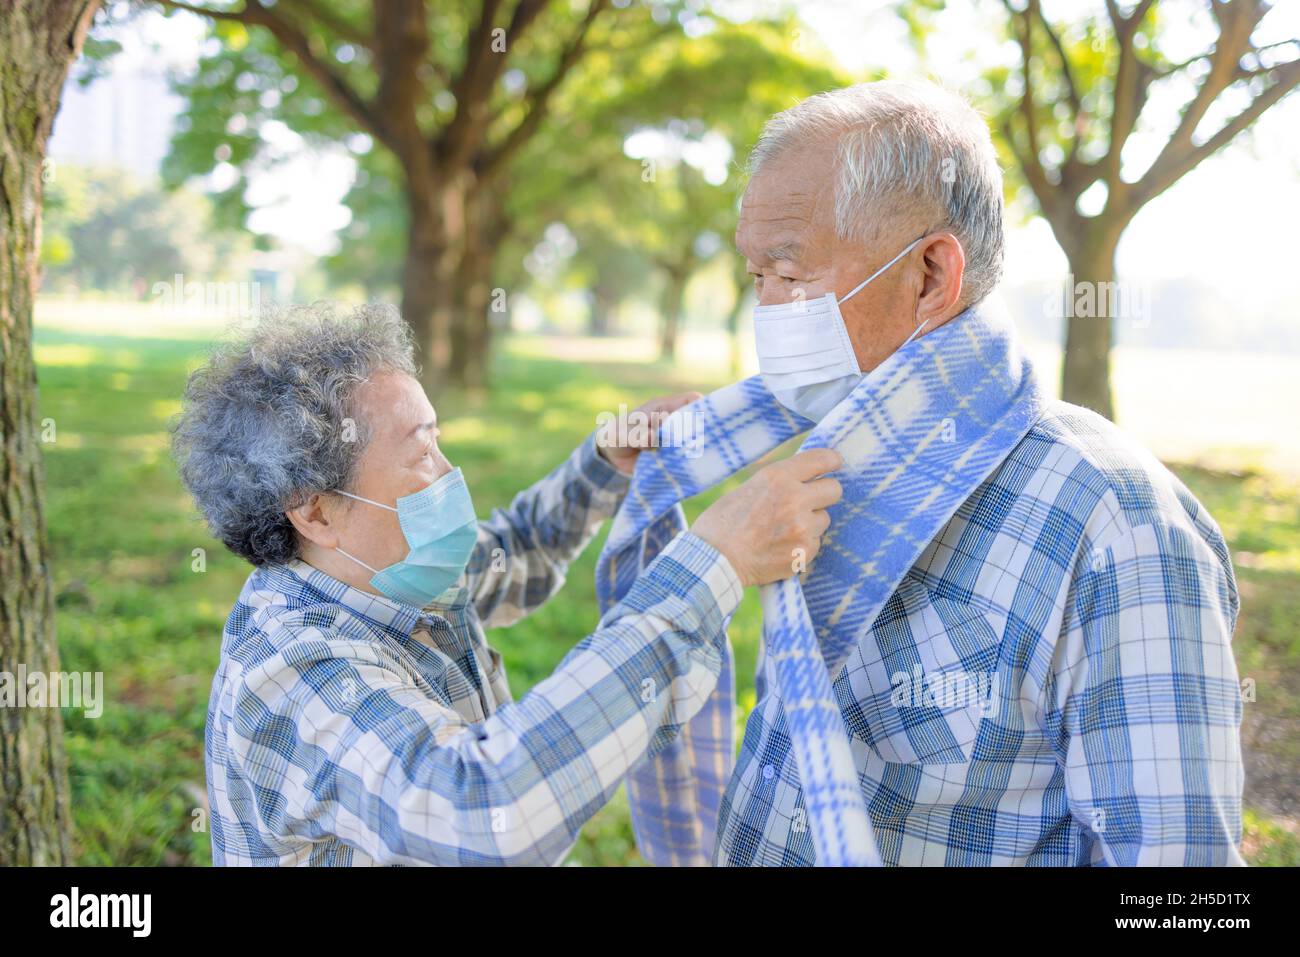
[355,372,435,440]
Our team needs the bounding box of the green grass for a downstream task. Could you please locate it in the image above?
[33,323,1298,866]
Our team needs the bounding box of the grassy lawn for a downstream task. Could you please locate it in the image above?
[33,319,1299,866]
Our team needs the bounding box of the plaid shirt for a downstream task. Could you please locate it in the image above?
[714,399,1245,866]
[205,434,742,866]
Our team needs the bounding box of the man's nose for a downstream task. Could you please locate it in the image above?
[759,287,813,308]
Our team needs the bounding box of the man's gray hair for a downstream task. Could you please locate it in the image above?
[171,303,416,567]
[748,80,1005,305]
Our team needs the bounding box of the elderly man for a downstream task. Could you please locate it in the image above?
[621,81,1243,867]
[172,304,843,866]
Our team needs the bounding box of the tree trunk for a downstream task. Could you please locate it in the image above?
[658,268,688,362]
[0,0,99,866]
[447,185,494,393]
[448,271,492,392]
[401,188,454,397]
[1060,230,1122,420]
[589,277,618,337]
[727,263,750,381]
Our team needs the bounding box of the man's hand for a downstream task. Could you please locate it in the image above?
[595,391,703,476]
[693,449,844,588]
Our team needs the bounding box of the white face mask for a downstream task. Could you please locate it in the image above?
[754,236,926,421]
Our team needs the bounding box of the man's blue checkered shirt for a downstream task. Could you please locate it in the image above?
[713,400,1244,866]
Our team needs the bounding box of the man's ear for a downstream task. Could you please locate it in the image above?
[286,493,341,550]
[915,232,966,324]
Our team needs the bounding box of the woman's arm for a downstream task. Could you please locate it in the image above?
[466,432,629,628]
[225,531,741,866]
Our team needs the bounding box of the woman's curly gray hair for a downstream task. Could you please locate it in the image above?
[171,303,416,566]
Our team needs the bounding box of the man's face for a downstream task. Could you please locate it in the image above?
[330,370,453,576]
[735,142,927,374]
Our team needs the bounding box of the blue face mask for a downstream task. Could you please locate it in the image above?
[333,467,478,608]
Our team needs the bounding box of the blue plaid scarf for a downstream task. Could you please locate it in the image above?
[596,300,1044,866]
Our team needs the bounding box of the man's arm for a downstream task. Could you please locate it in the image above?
[1054,519,1245,866]
[226,531,741,866]
[466,432,628,629]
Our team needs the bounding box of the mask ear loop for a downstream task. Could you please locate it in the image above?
[836,235,925,305]
[331,489,395,574]
[335,547,380,574]
[335,489,398,512]
[901,315,933,349]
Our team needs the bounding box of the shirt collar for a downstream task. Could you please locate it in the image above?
[282,558,455,635]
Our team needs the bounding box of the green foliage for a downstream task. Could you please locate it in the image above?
[40,165,252,294]
[325,145,405,295]
[161,19,360,234]
[900,0,1294,228]
[1242,809,1300,866]
[159,1,675,242]
[508,15,848,331]
[156,4,847,323]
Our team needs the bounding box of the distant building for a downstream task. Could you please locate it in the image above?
[45,29,297,299]
[49,65,183,178]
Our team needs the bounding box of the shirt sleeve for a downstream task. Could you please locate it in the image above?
[466,431,630,629]
[225,530,743,866]
[1052,518,1245,866]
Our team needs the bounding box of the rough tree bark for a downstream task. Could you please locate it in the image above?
[0,0,100,866]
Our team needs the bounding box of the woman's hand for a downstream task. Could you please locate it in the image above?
[595,391,703,475]
[693,449,844,587]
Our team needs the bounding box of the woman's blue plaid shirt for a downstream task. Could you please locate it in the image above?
[205,434,743,865]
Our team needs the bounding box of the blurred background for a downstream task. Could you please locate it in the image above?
[17,0,1300,865]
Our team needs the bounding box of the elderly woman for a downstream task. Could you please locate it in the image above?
[172,304,841,866]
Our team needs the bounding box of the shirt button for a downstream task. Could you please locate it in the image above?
[762,764,775,780]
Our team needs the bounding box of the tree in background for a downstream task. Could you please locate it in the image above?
[41,166,252,294]
[908,0,1300,419]
[325,145,407,300]
[597,134,735,360]
[320,13,841,367]
[564,220,652,336]
[539,17,843,361]
[0,0,101,867]
[152,0,683,393]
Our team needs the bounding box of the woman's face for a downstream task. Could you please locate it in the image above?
[322,370,454,585]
